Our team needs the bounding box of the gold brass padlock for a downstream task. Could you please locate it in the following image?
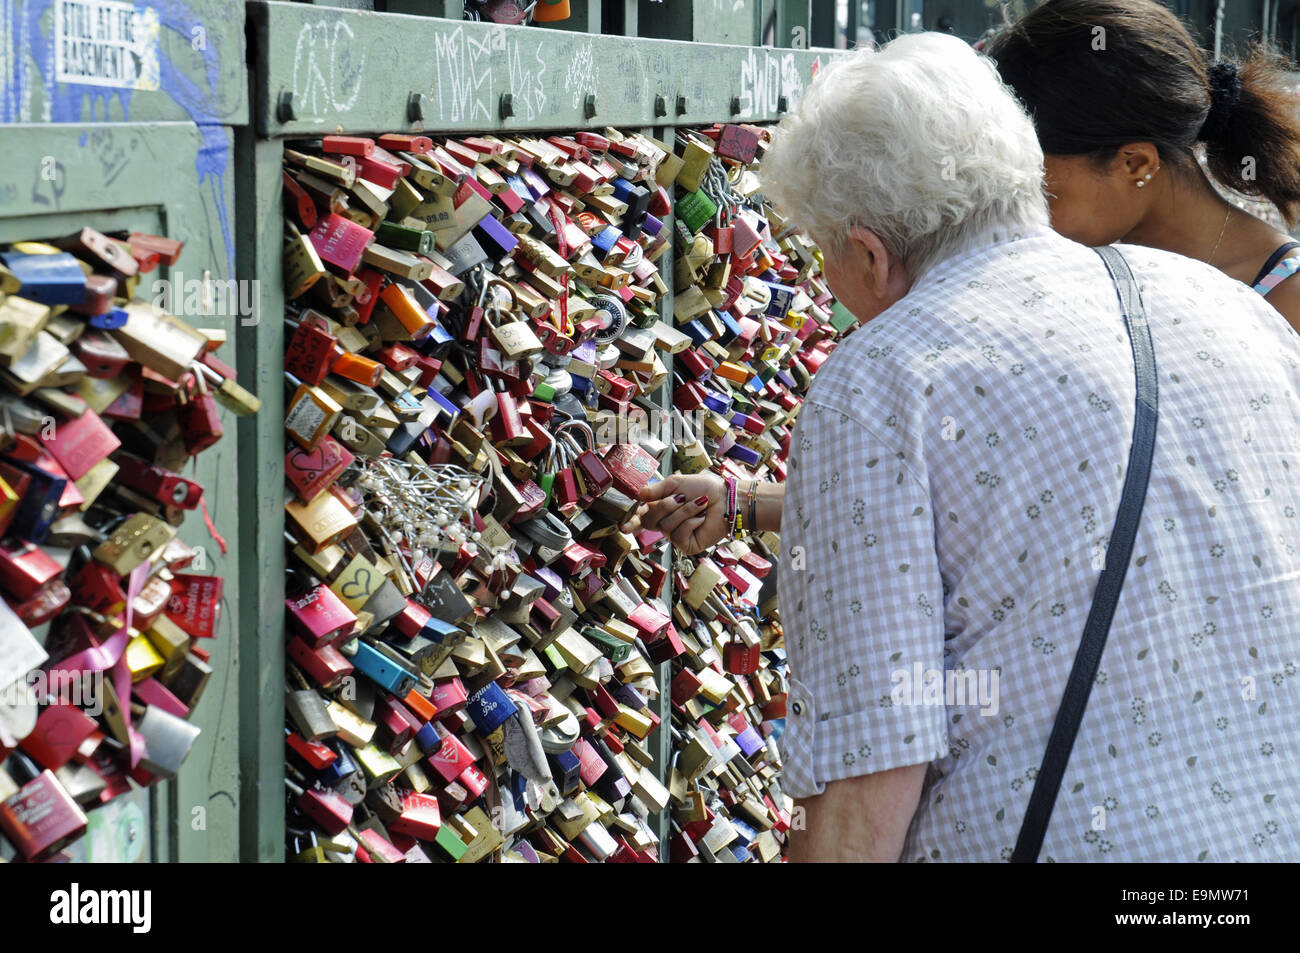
[0,296,51,365]
[93,513,176,575]
[483,283,542,361]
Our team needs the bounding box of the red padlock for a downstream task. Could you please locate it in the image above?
[678,347,716,380]
[723,635,761,675]
[602,443,659,497]
[552,467,580,512]
[0,539,62,601]
[575,450,612,495]
[571,315,605,346]
[713,224,735,256]
[69,561,127,616]
[509,479,548,523]
[177,369,223,456]
[73,330,131,378]
[285,312,338,385]
[165,574,224,639]
[536,320,575,356]
[477,337,524,383]
[113,452,204,509]
[490,391,528,446]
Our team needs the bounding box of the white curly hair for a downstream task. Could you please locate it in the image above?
[761,32,1050,282]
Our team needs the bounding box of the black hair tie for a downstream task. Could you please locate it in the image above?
[1199,62,1242,142]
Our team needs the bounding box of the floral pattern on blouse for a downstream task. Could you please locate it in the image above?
[779,228,1300,862]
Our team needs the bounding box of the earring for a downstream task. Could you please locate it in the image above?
[1136,180,1146,188]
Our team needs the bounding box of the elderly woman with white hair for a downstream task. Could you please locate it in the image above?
[631,32,1300,862]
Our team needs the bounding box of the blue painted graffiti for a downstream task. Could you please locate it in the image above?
[2,0,235,276]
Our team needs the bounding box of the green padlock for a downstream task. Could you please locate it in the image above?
[538,470,556,507]
[677,189,719,235]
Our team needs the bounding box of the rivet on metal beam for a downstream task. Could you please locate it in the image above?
[729,96,741,116]
[407,92,425,122]
[499,93,514,120]
[277,90,296,123]
[777,95,789,114]
[654,95,667,118]
[675,94,687,116]
[584,94,597,119]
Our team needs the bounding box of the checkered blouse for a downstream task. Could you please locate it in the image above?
[779,227,1300,862]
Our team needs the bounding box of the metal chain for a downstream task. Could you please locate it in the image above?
[349,457,482,563]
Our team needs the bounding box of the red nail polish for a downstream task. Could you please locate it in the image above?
[694,495,709,506]
[673,494,686,503]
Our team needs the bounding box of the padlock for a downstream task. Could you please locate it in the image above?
[723,637,761,675]
[0,753,89,860]
[0,250,87,304]
[93,513,175,575]
[286,312,338,384]
[175,367,223,456]
[485,304,544,362]
[284,376,343,451]
[294,781,354,837]
[284,433,354,503]
[113,452,203,509]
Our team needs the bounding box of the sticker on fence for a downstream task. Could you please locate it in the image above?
[54,0,161,91]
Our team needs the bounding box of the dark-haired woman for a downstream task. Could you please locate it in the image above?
[989,0,1300,332]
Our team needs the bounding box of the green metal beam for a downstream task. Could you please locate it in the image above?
[809,0,836,47]
[251,0,835,136]
[233,130,289,864]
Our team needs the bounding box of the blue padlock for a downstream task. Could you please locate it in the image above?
[0,251,87,305]
[419,614,460,644]
[2,458,66,544]
[701,389,732,415]
[547,750,582,795]
[725,443,762,466]
[424,386,461,425]
[591,226,622,261]
[89,307,129,331]
[762,282,797,319]
[466,680,517,736]
[316,741,358,785]
[413,721,441,756]
[714,309,742,345]
[681,319,712,347]
[347,640,417,696]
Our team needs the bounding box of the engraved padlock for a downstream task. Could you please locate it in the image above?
[285,311,338,385]
[483,282,543,361]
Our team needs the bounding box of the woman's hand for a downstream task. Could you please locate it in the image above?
[618,472,728,555]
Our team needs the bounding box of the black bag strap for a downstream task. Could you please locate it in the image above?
[1011,246,1159,863]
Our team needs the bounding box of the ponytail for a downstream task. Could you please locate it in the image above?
[1203,48,1300,226]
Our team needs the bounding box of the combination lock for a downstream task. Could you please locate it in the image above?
[588,294,628,346]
